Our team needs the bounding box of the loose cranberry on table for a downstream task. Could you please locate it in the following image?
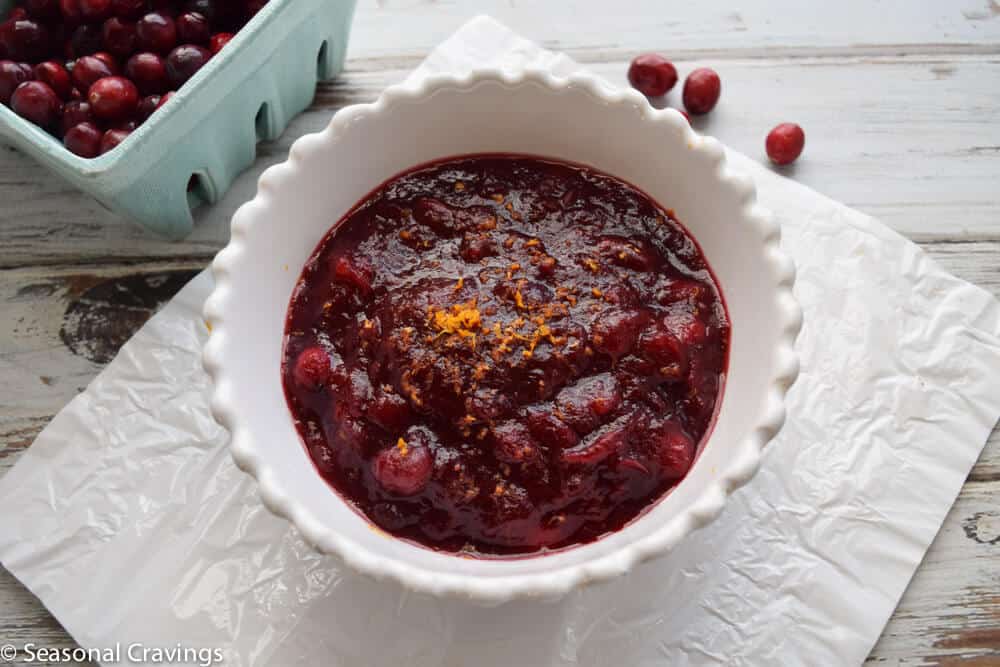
[87,74,137,120]
[33,60,71,99]
[682,67,721,115]
[766,122,806,166]
[10,80,61,127]
[283,155,730,555]
[627,53,677,98]
[165,43,209,87]
[0,59,33,104]
[63,119,101,156]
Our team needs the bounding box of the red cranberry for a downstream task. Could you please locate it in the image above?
[110,0,146,19]
[7,7,29,20]
[0,19,51,63]
[71,54,113,91]
[10,80,61,128]
[88,75,138,120]
[766,122,805,166]
[60,98,94,133]
[682,67,721,115]
[184,0,217,21]
[492,421,539,464]
[176,11,210,45]
[0,59,33,104]
[136,12,177,54]
[68,24,103,58]
[649,421,694,479]
[101,17,137,58]
[592,308,646,359]
[92,51,119,73]
[627,53,677,98]
[135,92,159,120]
[99,127,130,153]
[368,391,412,433]
[79,0,113,21]
[154,89,173,108]
[59,0,83,24]
[165,43,210,87]
[372,438,432,496]
[63,120,101,157]
[33,61,72,99]
[24,0,61,21]
[246,0,268,17]
[125,51,168,94]
[292,346,331,390]
[208,31,232,54]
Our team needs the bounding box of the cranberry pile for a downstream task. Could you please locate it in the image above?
[282,155,730,556]
[0,0,267,158]
[627,53,806,165]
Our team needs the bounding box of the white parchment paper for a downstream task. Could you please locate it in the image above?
[2,16,1000,667]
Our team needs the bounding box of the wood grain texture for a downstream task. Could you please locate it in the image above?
[1,1,999,664]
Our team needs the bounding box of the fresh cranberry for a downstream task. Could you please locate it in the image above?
[627,53,677,98]
[78,0,112,21]
[176,11,210,45]
[68,24,103,58]
[7,7,29,20]
[292,346,331,390]
[246,0,268,17]
[60,98,93,133]
[766,122,805,166]
[184,0,217,21]
[154,88,173,108]
[372,436,433,496]
[24,0,61,21]
[59,0,83,24]
[71,54,113,91]
[164,43,209,87]
[0,19,51,63]
[125,51,168,94]
[135,92,159,120]
[101,17,136,58]
[33,61,72,99]
[87,75,137,120]
[208,31,232,54]
[110,0,146,19]
[0,59,33,104]
[99,127,129,153]
[135,12,176,54]
[10,80,61,128]
[92,51,119,73]
[63,120,102,156]
[682,67,721,115]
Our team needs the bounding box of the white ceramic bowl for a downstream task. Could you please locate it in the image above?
[204,69,801,603]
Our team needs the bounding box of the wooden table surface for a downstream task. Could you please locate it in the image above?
[1,1,999,664]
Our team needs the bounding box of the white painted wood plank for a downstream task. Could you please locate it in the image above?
[348,0,1000,61]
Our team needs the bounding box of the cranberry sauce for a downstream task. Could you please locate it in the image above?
[282,155,730,556]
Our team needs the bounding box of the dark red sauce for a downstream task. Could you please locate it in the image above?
[282,155,730,556]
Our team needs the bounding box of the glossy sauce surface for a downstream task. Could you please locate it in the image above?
[282,155,730,556]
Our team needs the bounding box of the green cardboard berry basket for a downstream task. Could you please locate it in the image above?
[0,0,357,239]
